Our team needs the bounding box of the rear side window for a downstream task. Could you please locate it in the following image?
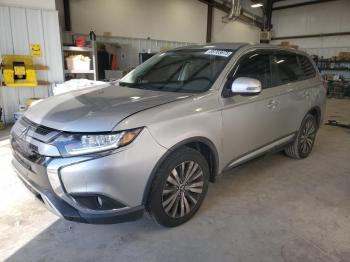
[271,52,303,86]
[233,53,271,89]
[298,55,316,79]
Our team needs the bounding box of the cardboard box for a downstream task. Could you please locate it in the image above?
[337,52,350,61]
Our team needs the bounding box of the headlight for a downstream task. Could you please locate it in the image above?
[53,128,143,156]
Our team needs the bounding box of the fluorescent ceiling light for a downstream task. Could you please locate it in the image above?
[251,3,263,8]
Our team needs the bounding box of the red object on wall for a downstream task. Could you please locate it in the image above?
[75,36,86,47]
[111,54,118,70]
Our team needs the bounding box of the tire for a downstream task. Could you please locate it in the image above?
[147,147,209,227]
[285,113,317,159]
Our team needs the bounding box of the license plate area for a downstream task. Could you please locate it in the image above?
[12,149,52,192]
[14,151,32,171]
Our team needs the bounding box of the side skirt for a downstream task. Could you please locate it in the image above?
[223,133,296,171]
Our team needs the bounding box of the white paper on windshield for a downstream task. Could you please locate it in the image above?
[204,50,232,57]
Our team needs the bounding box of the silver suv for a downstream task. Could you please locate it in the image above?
[11,43,326,227]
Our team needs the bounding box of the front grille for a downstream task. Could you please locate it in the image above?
[35,126,55,136]
[11,117,61,161]
[11,117,59,161]
[19,117,58,137]
[19,117,59,141]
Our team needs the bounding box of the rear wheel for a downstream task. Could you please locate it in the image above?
[147,147,209,227]
[285,113,317,159]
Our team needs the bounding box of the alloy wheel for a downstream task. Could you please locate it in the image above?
[299,118,316,154]
[161,161,204,218]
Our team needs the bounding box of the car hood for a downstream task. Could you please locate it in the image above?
[24,84,191,132]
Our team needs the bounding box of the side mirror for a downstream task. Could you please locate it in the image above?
[231,77,262,95]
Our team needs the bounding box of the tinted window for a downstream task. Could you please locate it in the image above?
[233,53,271,89]
[298,55,316,79]
[271,52,303,86]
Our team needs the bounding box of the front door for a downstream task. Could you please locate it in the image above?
[220,51,284,168]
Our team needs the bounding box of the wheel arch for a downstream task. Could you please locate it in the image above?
[307,106,321,128]
[142,136,219,205]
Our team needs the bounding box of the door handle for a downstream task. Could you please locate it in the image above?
[267,100,279,109]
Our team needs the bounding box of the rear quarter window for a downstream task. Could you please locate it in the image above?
[298,55,316,80]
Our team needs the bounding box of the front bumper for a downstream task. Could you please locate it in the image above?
[11,128,167,224]
[12,154,144,224]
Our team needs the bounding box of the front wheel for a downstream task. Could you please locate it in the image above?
[147,147,209,227]
[285,113,317,159]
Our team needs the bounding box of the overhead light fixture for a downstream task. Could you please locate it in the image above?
[251,3,263,8]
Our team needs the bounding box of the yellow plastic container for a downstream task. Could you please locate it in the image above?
[2,55,37,86]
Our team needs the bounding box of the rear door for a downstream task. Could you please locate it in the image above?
[270,51,312,136]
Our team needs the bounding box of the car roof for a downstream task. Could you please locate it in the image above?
[173,42,249,51]
[171,42,310,57]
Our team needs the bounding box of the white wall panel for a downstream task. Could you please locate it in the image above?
[10,7,30,55]
[8,7,33,119]
[0,6,13,122]
[271,0,350,57]
[26,8,50,99]
[0,6,13,55]
[70,0,207,43]
[42,10,64,84]
[212,9,260,43]
[93,34,192,70]
[0,0,56,10]
[0,5,63,123]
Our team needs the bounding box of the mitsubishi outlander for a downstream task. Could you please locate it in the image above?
[11,43,326,227]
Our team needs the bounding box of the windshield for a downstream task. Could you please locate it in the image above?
[119,49,234,93]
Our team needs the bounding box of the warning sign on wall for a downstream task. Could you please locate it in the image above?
[30,44,42,57]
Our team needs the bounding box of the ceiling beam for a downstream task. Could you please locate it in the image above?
[63,0,71,31]
[265,0,273,30]
[272,31,350,40]
[206,1,213,42]
[272,0,338,11]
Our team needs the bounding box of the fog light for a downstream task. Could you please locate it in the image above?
[70,194,126,210]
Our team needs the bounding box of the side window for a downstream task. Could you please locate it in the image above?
[271,52,303,86]
[298,55,316,79]
[233,53,271,89]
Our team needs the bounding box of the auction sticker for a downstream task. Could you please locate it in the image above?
[204,49,232,57]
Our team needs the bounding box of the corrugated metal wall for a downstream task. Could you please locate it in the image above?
[302,47,350,58]
[0,5,64,123]
[271,0,350,59]
[95,35,193,70]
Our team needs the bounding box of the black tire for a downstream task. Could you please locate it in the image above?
[285,113,317,159]
[147,147,209,227]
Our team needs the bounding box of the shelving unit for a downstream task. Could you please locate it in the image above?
[64,69,95,74]
[316,59,350,98]
[317,59,350,73]
[62,39,98,81]
[62,46,93,52]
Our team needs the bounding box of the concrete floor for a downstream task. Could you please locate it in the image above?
[0,99,349,262]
